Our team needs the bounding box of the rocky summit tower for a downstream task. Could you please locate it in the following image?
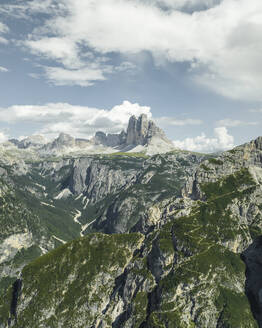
[126,114,167,146]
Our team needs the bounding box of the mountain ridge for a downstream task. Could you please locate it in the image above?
[1,134,262,326]
[6,114,175,157]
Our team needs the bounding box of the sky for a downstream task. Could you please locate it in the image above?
[0,0,262,152]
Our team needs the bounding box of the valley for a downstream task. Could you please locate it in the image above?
[0,115,262,327]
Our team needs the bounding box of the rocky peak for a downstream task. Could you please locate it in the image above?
[254,136,262,150]
[8,138,20,147]
[51,133,75,149]
[94,131,125,147]
[126,114,167,146]
[9,135,47,149]
[94,131,107,145]
[5,114,174,156]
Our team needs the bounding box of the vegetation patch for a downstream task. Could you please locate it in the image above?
[208,158,223,165]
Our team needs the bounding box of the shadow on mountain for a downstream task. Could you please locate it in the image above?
[241,236,262,328]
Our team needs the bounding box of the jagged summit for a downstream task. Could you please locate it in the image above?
[94,131,126,147]
[5,114,175,156]
[2,132,262,327]
[52,133,75,148]
[126,114,167,146]
[94,114,174,154]
[9,135,47,149]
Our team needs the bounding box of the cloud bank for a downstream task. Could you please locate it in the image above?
[4,0,258,101]
[0,66,8,72]
[173,127,234,153]
[0,101,152,139]
[216,118,258,127]
[0,21,8,43]
[0,132,8,143]
[0,99,236,152]
[156,117,203,126]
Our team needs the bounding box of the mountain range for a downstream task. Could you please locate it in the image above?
[0,115,261,327]
[6,114,175,158]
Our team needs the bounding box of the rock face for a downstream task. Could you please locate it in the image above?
[94,131,126,147]
[9,135,47,149]
[126,114,166,146]
[6,114,175,157]
[242,237,262,327]
[182,136,262,200]
[53,132,75,148]
[1,167,260,327]
[3,136,262,327]
[68,157,138,201]
[0,179,54,298]
[46,133,91,151]
[0,148,205,298]
[93,114,174,153]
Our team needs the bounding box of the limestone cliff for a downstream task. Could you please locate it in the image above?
[6,114,175,156]
[2,137,262,327]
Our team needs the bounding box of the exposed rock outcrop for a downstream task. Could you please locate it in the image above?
[94,131,126,147]
[126,114,166,146]
[44,133,91,152]
[5,114,175,157]
[6,114,175,157]
[93,114,174,154]
[182,136,262,200]
[3,134,262,327]
[9,135,47,149]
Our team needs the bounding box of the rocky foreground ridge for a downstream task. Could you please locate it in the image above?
[1,134,262,326]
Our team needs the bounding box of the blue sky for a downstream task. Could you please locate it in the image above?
[0,0,262,152]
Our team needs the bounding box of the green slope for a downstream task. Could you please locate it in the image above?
[0,168,260,327]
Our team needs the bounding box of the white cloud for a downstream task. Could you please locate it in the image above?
[25,37,81,69]
[156,116,203,126]
[173,127,234,152]
[0,22,8,33]
[28,72,40,79]
[23,34,129,85]
[44,66,109,86]
[0,66,8,72]
[14,0,262,99]
[143,0,220,10]
[0,132,8,143]
[0,22,8,43]
[250,108,262,113]
[216,118,259,127]
[1,0,218,16]
[0,101,152,139]
[0,0,64,18]
[0,36,7,44]
[3,0,262,99]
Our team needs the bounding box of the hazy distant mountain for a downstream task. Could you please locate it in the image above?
[7,114,175,157]
[9,135,47,149]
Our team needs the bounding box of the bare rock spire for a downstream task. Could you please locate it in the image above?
[125,114,167,146]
